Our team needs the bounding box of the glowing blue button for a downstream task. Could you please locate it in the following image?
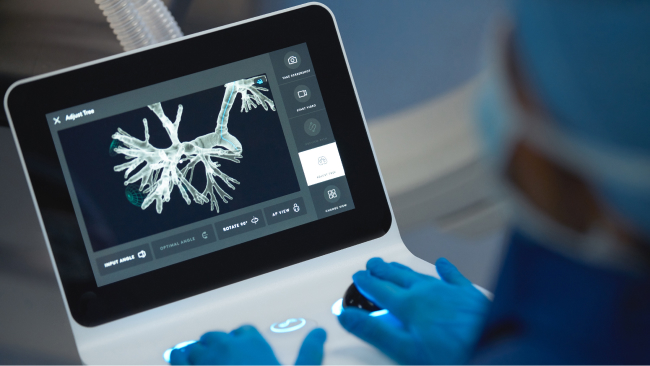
[369,309,389,317]
[270,318,306,333]
[163,340,197,363]
[331,298,389,317]
[331,298,343,316]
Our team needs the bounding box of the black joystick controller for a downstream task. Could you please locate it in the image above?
[343,283,383,312]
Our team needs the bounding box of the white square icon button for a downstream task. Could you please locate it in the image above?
[298,142,345,186]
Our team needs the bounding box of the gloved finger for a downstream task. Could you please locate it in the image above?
[229,325,261,338]
[230,325,280,365]
[387,261,417,271]
[230,325,269,348]
[338,307,415,364]
[353,271,409,318]
[365,258,429,288]
[187,342,216,365]
[199,331,230,347]
[169,346,191,365]
[294,328,327,365]
[435,258,472,286]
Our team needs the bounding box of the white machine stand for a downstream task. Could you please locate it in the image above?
[77,212,434,364]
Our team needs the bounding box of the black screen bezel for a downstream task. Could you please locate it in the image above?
[5,4,391,327]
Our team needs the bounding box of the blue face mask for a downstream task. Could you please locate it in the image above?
[474,25,650,270]
[509,0,650,243]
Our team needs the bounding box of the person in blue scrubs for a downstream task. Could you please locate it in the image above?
[171,0,650,364]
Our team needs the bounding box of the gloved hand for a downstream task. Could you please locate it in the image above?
[337,257,490,364]
[169,325,327,365]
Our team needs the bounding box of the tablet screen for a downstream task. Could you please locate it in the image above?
[45,43,355,287]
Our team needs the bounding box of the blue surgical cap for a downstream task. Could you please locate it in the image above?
[512,0,650,238]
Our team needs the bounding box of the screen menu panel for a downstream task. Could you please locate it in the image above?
[45,43,355,286]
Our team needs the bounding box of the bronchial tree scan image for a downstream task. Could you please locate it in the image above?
[111,76,276,214]
[59,75,300,251]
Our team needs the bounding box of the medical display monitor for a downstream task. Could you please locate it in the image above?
[47,44,354,287]
[5,5,390,325]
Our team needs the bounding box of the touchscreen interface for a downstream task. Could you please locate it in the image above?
[44,43,355,287]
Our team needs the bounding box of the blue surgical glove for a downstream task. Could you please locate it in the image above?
[169,325,327,365]
[338,257,490,364]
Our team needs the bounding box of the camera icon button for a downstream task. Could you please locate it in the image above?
[283,51,301,69]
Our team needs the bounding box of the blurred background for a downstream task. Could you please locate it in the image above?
[0,0,508,363]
